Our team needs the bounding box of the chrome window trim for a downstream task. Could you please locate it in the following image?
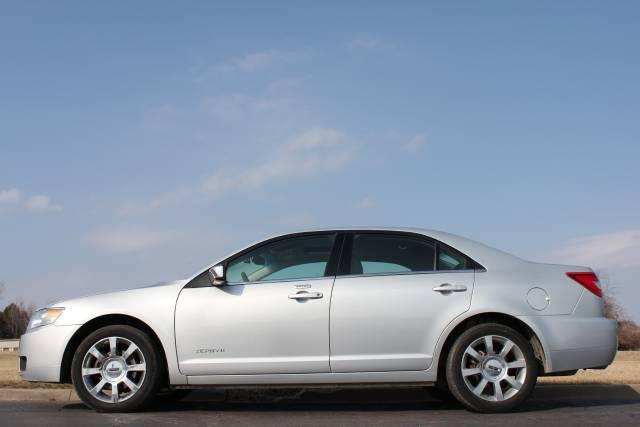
[225,268,483,285]
[336,269,478,280]
[225,275,330,286]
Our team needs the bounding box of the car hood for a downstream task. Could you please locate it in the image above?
[48,280,185,306]
[50,279,188,326]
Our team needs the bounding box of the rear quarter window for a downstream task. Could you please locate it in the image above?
[437,243,477,270]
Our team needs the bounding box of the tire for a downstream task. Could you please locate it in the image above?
[71,325,162,412]
[445,323,538,413]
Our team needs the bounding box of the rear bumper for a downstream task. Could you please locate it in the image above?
[519,315,617,373]
[19,324,80,382]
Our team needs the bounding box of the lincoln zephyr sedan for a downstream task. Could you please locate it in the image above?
[20,228,617,412]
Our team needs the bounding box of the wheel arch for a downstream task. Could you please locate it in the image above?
[59,314,169,385]
[434,312,548,382]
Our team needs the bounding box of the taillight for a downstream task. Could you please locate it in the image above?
[566,272,602,297]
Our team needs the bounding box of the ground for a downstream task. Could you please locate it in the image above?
[1,385,639,426]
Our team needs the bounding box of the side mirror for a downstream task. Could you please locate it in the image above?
[208,264,226,286]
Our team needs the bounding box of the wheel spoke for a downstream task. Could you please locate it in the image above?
[111,382,119,403]
[82,335,146,404]
[507,359,526,369]
[82,367,101,376]
[505,375,522,390]
[123,377,139,393]
[484,336,494,355]
[121,342,139,360]
[127,363,146,372]
[461,334,529,403]
[462,367,482,377]
[89,346,106,363]
[465,347,483,361]
[499,340,514,358]
[473,378,488,397]
[493,380,504,401]
[89,378,107,397]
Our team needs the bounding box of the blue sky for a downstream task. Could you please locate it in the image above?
[1,1,639,320]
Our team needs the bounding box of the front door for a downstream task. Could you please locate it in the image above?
[175,233,339,376]
[330,232,475,372]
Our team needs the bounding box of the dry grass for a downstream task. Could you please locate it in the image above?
[1,351,639,388]
[539,351,640,384]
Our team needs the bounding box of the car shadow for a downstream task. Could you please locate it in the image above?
[62,384,640,414]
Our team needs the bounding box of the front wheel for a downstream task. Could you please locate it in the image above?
[71,325,162,412]
[445,323,538,413]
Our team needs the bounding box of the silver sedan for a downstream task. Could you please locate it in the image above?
[19,227,617,412]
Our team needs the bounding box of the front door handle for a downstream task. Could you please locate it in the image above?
[432,283,467,293]
[288,291,323,300]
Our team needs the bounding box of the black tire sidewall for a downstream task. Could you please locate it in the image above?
[445,323,538,413]
[71,325,161,412]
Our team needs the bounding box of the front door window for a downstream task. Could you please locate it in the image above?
[226,234,336,283]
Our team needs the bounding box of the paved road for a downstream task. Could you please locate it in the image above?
[1,384,639,426]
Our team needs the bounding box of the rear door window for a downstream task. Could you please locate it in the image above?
[348,234,436,275]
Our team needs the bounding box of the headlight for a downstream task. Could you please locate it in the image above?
[27,308,65,330]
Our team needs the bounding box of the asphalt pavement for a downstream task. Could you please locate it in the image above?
[1,384,639,426]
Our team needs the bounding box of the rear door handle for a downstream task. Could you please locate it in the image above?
[288,291,323,300]
[432,283,467,293]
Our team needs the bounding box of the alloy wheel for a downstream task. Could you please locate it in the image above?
[460,334,527,402]
[81,336,147,404]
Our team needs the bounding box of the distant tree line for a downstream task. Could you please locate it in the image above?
[0,282,35,339]
[0,300,35,339]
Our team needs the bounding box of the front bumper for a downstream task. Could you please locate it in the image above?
[521,315,617,373]
[19,324,81,382]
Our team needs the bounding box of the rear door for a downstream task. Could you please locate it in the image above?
[329,232,475,372]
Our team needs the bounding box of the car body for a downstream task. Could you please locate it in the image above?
[19,227,617,412]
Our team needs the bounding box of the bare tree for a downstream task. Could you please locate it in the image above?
[1,299,35,338]
[603,293,624,321]
[601,279,640,350]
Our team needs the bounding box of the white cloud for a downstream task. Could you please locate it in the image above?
[204,93,293,120]
[120,127,350,215]
[346,35,392,51]
[203,127,351,195]
[267,78,303,94]
[404,133,426,153]
[117,189,193,216]
[90,225,186,254]
[26,195,63,213]
[0,188,21,206]
[354,196,375,209]
[0,189,62,214]
[551,230,640,269]
[212,49,310,73]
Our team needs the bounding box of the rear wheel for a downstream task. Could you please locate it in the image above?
[445,323,538,412]
[71,325,161,412]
